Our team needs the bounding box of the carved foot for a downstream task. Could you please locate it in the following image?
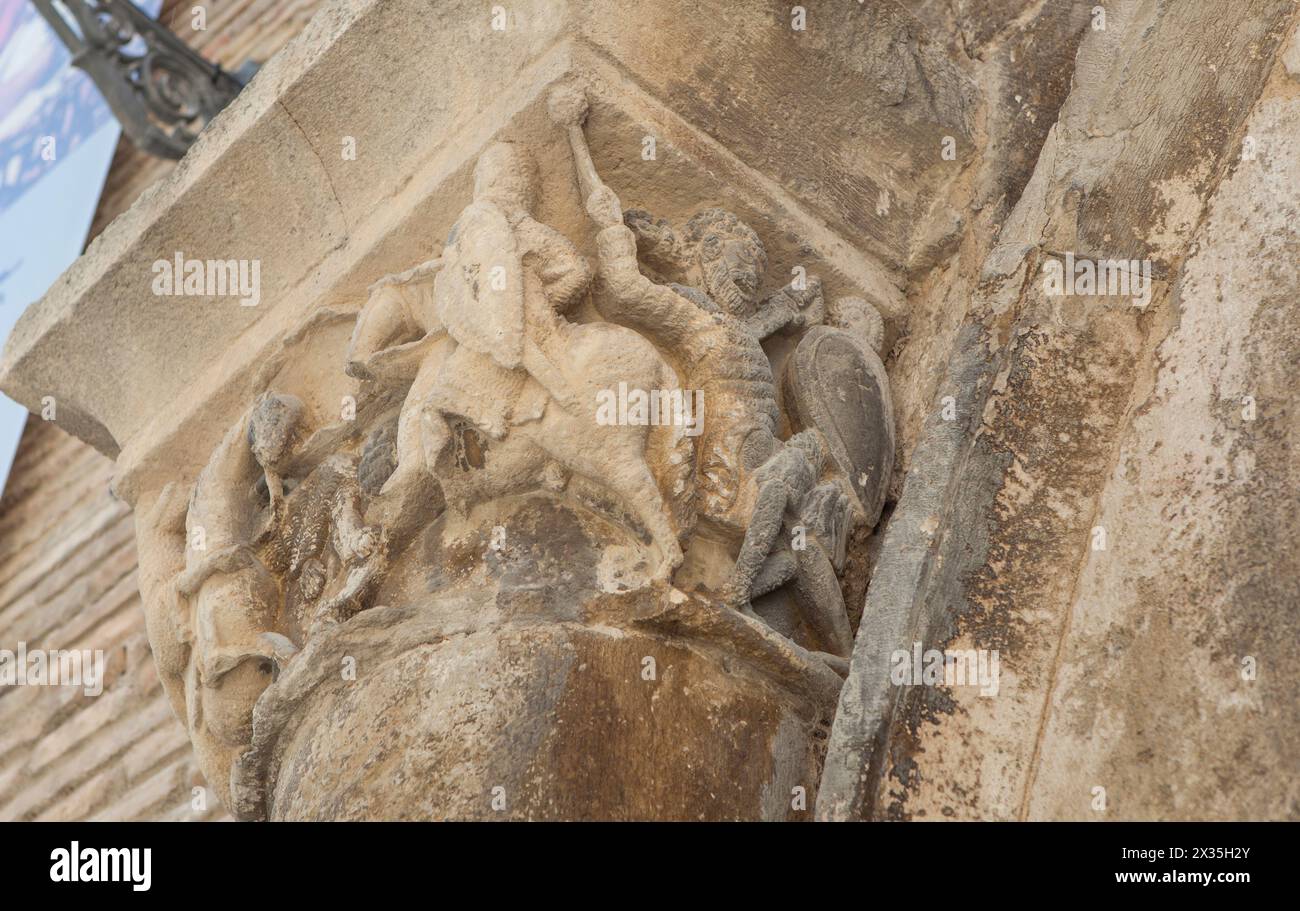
[811,651,850,678]
[716,580,758,619]
[650,541,684,586]
[307,600,342,637]
[320,555,383,621]
[368,454,440,533]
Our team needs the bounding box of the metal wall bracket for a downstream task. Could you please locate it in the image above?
[31,0,245,160]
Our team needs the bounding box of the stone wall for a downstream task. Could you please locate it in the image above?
[822,0,1300,821]
[0,418,211,820]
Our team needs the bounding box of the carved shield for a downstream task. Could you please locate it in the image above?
[782,325,895,526]
[434,200,525,370]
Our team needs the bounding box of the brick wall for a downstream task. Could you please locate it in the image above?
[0,419,215,820]
[0,0,328,823]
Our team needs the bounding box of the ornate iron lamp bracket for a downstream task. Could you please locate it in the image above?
[31,0,245,160]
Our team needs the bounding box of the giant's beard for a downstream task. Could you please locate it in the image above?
[703,258,755,318]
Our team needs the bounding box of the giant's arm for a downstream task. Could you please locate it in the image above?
[595,223,706,348]
[743,295,796,340]
[745,276,825,340]
[550,86,706,350]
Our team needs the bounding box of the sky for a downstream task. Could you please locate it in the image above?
[0,0,161,493]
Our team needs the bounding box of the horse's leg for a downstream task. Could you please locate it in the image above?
[371,355,444,525]
[525,414,682,582]
[611,458,685,581]
[752,545,798,599]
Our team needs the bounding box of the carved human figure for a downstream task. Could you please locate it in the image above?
[132,390,388,809]
[348,141,686,580]
[723,429,854,657]
[619,206,826,343]
[162,394,302,800]
[589,207,779,516]
[592,205,861,648]
[551,90,835,566]
[546,86,889,661]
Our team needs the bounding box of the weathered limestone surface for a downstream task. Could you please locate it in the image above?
[1,0,969,474]
[4,1,928,820]
[4,0,1298,822]
[821,0,1300,821]
[1027,86,1300,821]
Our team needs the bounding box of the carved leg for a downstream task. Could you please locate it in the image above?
[524,416,682,583]
[313,557,384,628]
[790,543,852,658]
[368,358,444,529]
[439,428,548,518]
[614,461,685,582]
[751,545,798,600]
[330,488,377,564]
[723,478,789,609]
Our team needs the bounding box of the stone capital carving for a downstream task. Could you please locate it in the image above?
[1,7,918,819]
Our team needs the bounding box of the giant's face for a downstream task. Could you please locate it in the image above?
[689,215,765,316]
